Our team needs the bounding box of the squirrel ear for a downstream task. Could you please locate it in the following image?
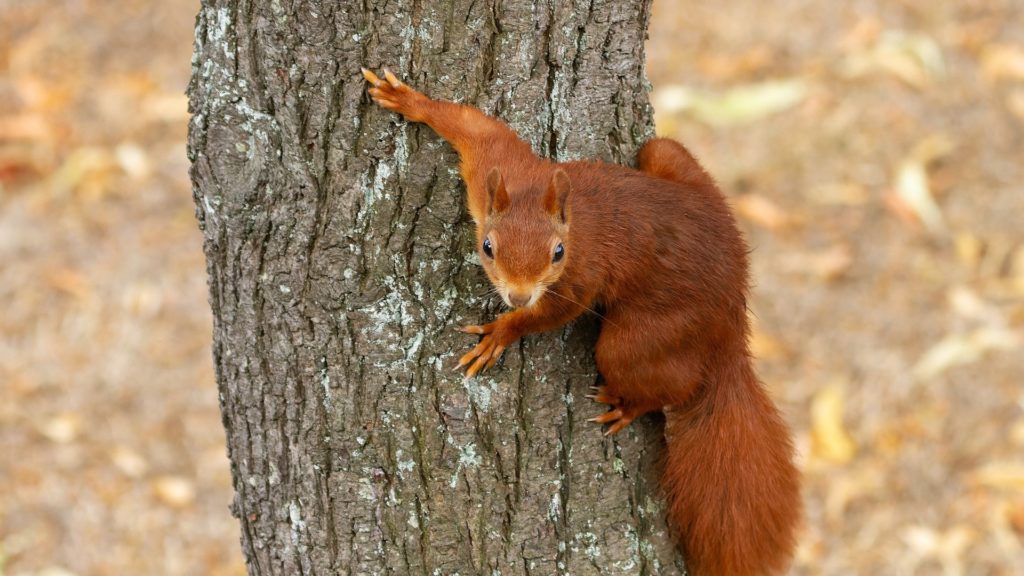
[486,168,510,215]
[545,168,572,223]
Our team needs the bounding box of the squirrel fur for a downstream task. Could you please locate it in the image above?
[363,68,801,575]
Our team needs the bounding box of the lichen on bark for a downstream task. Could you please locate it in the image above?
[188,0,683,573]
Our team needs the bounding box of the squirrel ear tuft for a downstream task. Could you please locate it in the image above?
[486,168,510,214]
[545,168,572,223]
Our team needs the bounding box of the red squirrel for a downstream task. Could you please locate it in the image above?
[363,68,801,575]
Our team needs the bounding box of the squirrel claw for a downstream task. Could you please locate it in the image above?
[362,67,427,121]
[587,393,619,405]
[361,67,384,87]
[603,419,633,436]
[383,69,404,88]
[585,385,621,407]
[588,409,623,424]
[589,405,637,435]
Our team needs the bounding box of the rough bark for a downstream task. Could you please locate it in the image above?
[187,0,683,573]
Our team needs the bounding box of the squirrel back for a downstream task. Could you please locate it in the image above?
[638,138,802,574]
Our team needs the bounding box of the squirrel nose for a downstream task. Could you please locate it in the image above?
[508,291,532,308]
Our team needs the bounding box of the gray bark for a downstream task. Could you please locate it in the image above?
[187,0,682,573]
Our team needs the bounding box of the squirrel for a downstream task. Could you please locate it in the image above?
[363,68,801,575]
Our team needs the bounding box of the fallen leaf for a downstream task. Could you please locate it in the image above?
[1012,420,1024,447]
[947,286,1004,326]
[953,233,984,269]
[970,462,1024,491]
[839,16,882,52]
[909,134,955,165]
[153,475,197,508]
[47,146,116,199]
[1009,501,1024,538]
[842,30,945,87]
[653,79,809,126]
[808,182,869,206]
[981,44,1024,82]
[734,194,791,230]
[810,383,857,463]
[902,525,974,571]
[35,568,80,576]
[780,245,854,281]
[695,46,774,81]
[115,143,151,179]
[1008,89,1024,124]
[111,446,149,478]
[0,113,51,141]
[38,413,81,443]
[913,328,1021,380]
[142,94,190,122]
[824,464,882,525]
[805,245,853,281]
[892,157,945,235]
[44,268,91,300]
[750,330,788,361]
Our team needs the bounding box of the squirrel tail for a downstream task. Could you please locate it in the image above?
[662,351,801,575]
[637,137,715,190]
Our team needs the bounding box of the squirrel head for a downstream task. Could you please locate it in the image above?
[477,168,572,309]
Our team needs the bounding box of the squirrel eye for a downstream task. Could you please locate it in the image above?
[482,238,494,258]
[552,242,565,263]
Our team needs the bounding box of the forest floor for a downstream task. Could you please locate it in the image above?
[2,1,1023,575]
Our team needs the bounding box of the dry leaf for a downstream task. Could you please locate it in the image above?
[780,245,854,281]
[891,153,946,235]
[48,146,116,198]
[824,465,882,525]
[35,568,80,576]
[913,328,1021,380]
[38,413,81,443]
[142,93,190,122]
[734,194,790,230]
[750,330,788,361]
[0,113,51,141]
[115,143,151,179]
[843,30,945,87]
[1008,90,1024,124]
[981,44,1024,82]
[1008,501,1024,538]
[811,383,857,463]
[954,233,984,269]
[902,525,974,572]
[947,286,1004,326]
[1012,420,1024,447]
[44,268,90,300]
[653,79,808,126]
[807,245,853,281]
[970,463,1024,491]
[111,446,149,478]
[153,475,197,507]
[808,182,869,206]
[695,46,773,81]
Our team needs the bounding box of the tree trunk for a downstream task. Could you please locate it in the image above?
[187,0,682,573]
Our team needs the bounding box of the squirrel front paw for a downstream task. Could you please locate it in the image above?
[362,67,430,122]
[456,321,519,378]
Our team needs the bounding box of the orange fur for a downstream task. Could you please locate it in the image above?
[364,69,802,574]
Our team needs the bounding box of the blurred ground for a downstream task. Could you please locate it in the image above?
[0,1,243,575]
[648,1,1024,574]
[1,1,1022,575]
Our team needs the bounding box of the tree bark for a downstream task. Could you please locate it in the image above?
[187,0,682,573]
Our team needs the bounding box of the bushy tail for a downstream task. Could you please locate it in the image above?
[637,137,715,190]
[662,357,801,575]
